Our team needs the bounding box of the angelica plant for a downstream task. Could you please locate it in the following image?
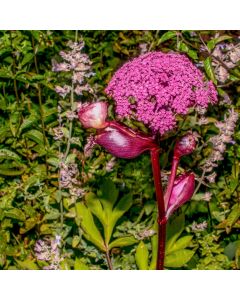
[78,51,218,270]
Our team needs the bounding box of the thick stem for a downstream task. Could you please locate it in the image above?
[150,148,166,270]
[164,157,179,208]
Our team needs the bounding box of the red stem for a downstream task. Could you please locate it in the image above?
[150,148,166,270]
[164,156,179,208]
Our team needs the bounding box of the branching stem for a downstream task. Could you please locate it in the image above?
[150,148,166,270]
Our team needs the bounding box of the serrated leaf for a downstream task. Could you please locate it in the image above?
[74,258,89,270]
[204,57,217,84]
[75,202,106,252]
[16,259,39,270]
[164,249,194,268]
[109,236,138,250]
[19,113,39,133]
[135,241,149,270]
[4,208,26,221]
[157,31,176,45]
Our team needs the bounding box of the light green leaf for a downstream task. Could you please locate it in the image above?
[85,192,105,225]
[135,241,149,270]
[75,202,106,252]
[166,236,193,254]
[166,213,185,251]
[157,31,176,45]
[16,259,39,270]
[109,236,138,250]
[0,149,21,162]
[74,258,89,270]
[204,57,217,84]
[24,129,44,145]
[164,249,194,268]
[99,179,119,211]
[207,35,232,51]
[4,208,26,221]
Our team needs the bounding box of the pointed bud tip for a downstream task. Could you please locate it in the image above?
[166,172,195,219]
[78,101,108,129]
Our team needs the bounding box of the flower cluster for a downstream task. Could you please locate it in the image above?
[212,42,240,83]
[105,51,217,135]
[60,162,85,199]
[202,108,238,181]
[191,221,208,232]
[34,235,63,270]
[52,40,94,98]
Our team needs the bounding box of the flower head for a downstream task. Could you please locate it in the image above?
[105,51,217,135]
[78,102,108,129]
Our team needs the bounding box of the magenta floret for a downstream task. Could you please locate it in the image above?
[105,52,217,135]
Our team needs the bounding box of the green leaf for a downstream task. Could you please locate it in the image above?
[85,192,105,225]
[16,259,39,270]
[99,179,119,211]
[166,213,185,251]
[104,194,133,245]
[20,53,34,67]
[0,149,21,162]
[109,236,138,250]
[135,241,149,270]
[225,204,240,232]
[19,113,39,133]
[4,208,26,221]
[164,249,194,268]
[157,31,176,45]
[166,236,193,255]
[204,57,217,84]
[74,258,89,270]
[20,217,39,234]
[207,35,232,51]
[75,202,106,252]
[224,241,240,260]
[24,129,44,145]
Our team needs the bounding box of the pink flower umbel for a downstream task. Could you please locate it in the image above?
[78,102,108,129]
[166,173,195,219]
[106,51,217,135]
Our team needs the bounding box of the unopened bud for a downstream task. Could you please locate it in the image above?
[166,173,195,219]
[78,101,108,129]
[174,133,196,158]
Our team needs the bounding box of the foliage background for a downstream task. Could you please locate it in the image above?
[0,30,239,270]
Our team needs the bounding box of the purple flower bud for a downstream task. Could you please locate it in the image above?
[174,133,196,159]
[78,102,108,129]
[166,173,195,219]
[95,121,157,159]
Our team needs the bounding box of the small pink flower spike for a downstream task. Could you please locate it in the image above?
[166,173,195,219]
[174,133,196,159]
[78,102,108,129]
[95,121,157,159]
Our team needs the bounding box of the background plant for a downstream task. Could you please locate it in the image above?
[0,30,239,270]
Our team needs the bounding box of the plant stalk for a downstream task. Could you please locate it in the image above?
[150,148,166,270]
[164,156,179,208]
